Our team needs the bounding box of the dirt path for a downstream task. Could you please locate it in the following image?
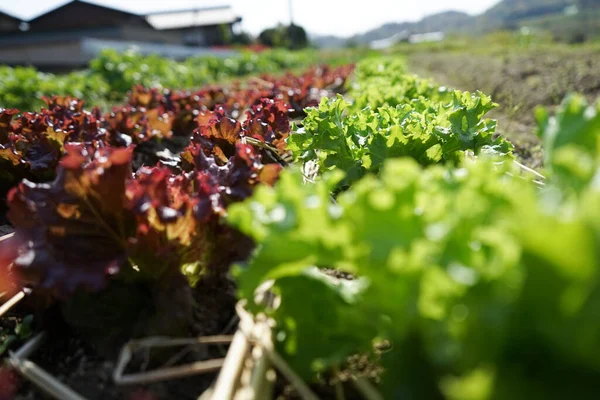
[407,46,600,169]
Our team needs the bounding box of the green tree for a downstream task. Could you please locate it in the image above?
[258,24,308,50]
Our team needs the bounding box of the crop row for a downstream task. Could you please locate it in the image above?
[0,48,359,111]
[0,63,353,220]
[1,55,600,399]
[228,58,600,398]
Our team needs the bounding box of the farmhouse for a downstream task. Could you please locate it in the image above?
[0,0,242,70]
[0,10,21,32]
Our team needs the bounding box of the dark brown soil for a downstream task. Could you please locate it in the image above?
[5,276,238,400]
[407,46,600,169]
[3,273,382,400]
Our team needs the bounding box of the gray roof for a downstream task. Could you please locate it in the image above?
[27,0,140,23]
[20,1,240,26]
[146,6,242,30]
[0,9,22,22]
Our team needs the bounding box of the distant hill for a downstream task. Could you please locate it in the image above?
[478,0,576,29]
[313,11,474,47]
[308,34,347,49]
[483,0,574,20]
[414,11,475,33]
[312,0,600,48]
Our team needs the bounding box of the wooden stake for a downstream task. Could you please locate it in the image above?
[113,336,232,386]
[9,333,89,400]
[0,290,25,318]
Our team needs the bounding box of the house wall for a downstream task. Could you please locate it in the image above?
[170,24,234,46]
[120,25,182,44]
[0,15,20,33]
[0,41,88,68]
[0,3,241,70]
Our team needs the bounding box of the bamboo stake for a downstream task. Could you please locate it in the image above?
[233,319,273,400]
[198,386,215,400]
[211,321,253,399]
[11,332,45,360]
[261,368,276,400]
[9,358,88,400]
[9,333,89,400]
[116,359,224,385]
[0,232,15,242]
[0,291,26,318]
[248,334,271,399]
[0,232,28,316]
[113,336,232,386]
[236,304,319,400]
[513,160,546,180]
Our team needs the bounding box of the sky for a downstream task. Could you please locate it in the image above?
[0,0,501,37]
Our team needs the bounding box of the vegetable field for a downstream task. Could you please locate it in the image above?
[1,50,599,400]
[407,44,600,169]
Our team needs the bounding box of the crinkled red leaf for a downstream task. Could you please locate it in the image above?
[0,97,105,180]
[105,106,173,146]
[244,98,292,152]
[0,63,353,297]
[7,146,135,294]
[0,108,19,144]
